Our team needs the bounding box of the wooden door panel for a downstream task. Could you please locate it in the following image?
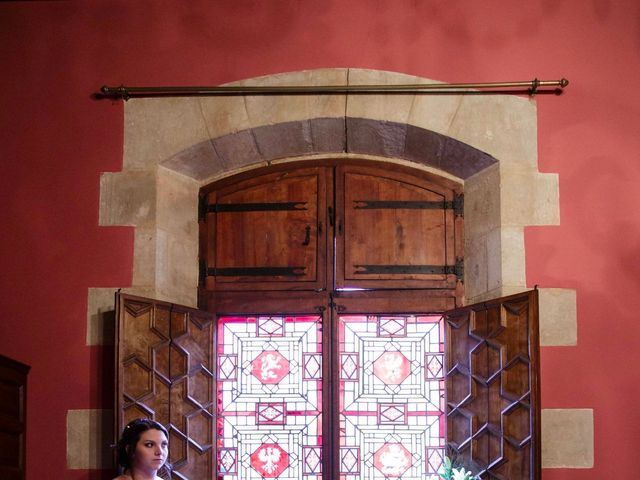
[116,295,173,426]
[168,306,215,478]
[201,167,328,291]
[444,290,540,480]
[337,165,462,289]
[116,294,215,479]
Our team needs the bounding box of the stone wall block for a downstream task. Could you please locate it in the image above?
[531,171,560,225]
[198,96,252,138]
[407,93,462,136]
[240,69,347,126]
[542,409,594,468]
[500,168,560,226]
[310,117,347,153]
[132,226,157,287]
[67,409,113,469]
[253,121,315,161]
[539,288,577,346]
[464,234,489,301]
[157,168,200,237]
[161,140,224,181]
[438,136,497,179]
[155,228,198,308]
[124,98,210,170]
[447,95,538,168]
[485,227,503,292]
[86,287,118,346]
[464,164,501,239]
[211,129,263,171]
[99,171,156,227]
[500,226,527,288]
[346,118,407,158]
[402,125,447,171]
[469,225,528,297]
[403,125,497,179]
[346,69,422,124]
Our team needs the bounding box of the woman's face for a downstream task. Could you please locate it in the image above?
[132,428,169,474]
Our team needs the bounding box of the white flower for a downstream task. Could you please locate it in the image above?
[438,456,475,480]
[452,466,473,480]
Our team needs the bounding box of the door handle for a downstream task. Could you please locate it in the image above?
[302,225,311,246]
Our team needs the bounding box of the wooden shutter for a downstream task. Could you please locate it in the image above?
[115,294,215,479]
[335,164,463,290]
[200,166,329,292]
[116,295,173,427]
[444,290,540,479]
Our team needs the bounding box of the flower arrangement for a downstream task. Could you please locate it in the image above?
[439,456,476,480]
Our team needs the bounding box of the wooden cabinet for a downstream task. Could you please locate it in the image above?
[0,355,30,480]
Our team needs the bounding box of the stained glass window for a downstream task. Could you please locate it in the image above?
[217,315,323,479]
[339,314,445,480]
[215,313,445,479]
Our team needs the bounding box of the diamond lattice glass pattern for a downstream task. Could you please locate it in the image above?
[217,315,323,479]
[339,314,445,480]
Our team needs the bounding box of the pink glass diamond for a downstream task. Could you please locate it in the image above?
[250,443,289,477]
[251,350,290,384]
[373,351,411,385]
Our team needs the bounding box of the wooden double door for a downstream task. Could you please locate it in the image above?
[115,161,540,479]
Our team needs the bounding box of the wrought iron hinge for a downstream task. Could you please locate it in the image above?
[200,199,308,221]
[353,258,464,282]
[452,194,464,217]
[200,264,306,280]
[352,195,464,217]
[453,257,464,282]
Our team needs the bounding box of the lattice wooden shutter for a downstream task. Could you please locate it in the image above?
[168,304,215,479]
[116,295,173,427]
[444,290,540,479]
[115,294,215,479]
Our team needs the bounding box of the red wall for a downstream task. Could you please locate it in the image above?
[1,1,638,478]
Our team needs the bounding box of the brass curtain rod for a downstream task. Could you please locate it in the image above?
[98,78,568,99]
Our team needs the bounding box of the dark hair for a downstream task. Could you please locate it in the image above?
[116,418,172,477]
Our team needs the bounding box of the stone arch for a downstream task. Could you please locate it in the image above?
[92,68,574,349]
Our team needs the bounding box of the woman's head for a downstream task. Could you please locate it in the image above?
[116,418,170,476]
